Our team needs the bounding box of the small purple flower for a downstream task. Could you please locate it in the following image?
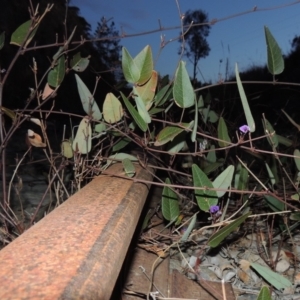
[209,205,220,214]
[239,125,250,134]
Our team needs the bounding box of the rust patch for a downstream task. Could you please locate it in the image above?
[0,163,153,299]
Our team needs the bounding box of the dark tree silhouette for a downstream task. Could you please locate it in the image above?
[179,10,211,83]
[94,17,122,79]
[0,0,120,114]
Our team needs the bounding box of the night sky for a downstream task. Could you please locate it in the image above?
[70,0,300,83]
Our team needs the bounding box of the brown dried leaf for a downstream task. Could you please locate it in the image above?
[238,259,251,284]
[27,129,46,147]
[42,83,55,100]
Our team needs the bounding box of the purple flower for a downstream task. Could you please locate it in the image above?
[239,125,250,134]
[209,205,220,214]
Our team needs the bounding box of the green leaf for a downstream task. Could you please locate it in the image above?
[61,140,73,158]
[133,87,151,124]
[264,26,284,75]
[162,178,180,221]
[277,134,293,147]
[191,96,198,142]
[120,92,147,132]
[72,117,92,154]
[135,70,157,110]
[95,123,107,133]
[52,46,64,62]
[257,286,272,300]
[208,211,251,247]
[180,213,197,242]
[107,153,138,166]
[47,55,65,88]
[112,137,131,152]
[235,63,255,132]
[265,162,276,187]
[202,107,209,124]
[281,109,300,131]
[294,149,300,171]
[133,45,153,85]
[10,20,39,48]
[155,84,172,107]
[198,95,204,112]
[250,262,292,290]
[217,117,231,147]
[203,161,224,175]
[264,195,284,212]
[0,106,16,121]
[122,158,136,178]
[213,165,235,198]
[148,107,165,115]
[167,132,186,154]
[122,47,140,83]
[0,32,5,50]
[235,164,249,192]
[103,93,123,124]
[290,212,300,221]
[173,61,194,108]
[71,52,90,72]
[154,123,190,147]
[53,26,76,62]
[75,74,102,120]
[208,110,219,123]
[154,84,170,106]
[142,210,153,231]
[206,145,216,163]
[192,164,218,212]
[262,117,278,148]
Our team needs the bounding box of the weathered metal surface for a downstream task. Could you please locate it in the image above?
[0,162,153,300]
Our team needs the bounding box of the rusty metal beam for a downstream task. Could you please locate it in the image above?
[0,162,153,299]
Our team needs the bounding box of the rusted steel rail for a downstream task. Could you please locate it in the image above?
[0,162,153,299]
